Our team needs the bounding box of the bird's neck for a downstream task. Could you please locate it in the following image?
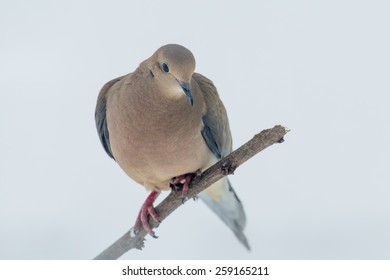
[124,72,204,133]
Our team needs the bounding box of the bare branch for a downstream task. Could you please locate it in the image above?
[93,125,289,260]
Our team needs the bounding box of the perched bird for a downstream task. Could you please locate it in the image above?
[95,44,249,249]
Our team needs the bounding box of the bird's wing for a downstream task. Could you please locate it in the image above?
[192,73,232,159]
[95,75,126,160]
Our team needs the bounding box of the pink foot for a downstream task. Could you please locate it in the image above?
[133,191,160,238]
[172,170,201,201]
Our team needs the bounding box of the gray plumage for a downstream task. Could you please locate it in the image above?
[96,75,125,159]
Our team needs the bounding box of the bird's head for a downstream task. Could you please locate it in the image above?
[148,44,196,106]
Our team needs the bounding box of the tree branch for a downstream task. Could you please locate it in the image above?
[93,125,289,260]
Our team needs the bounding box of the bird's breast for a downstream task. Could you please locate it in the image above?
[106,87,211,190]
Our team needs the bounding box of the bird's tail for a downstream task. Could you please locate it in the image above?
[197,178,250,250]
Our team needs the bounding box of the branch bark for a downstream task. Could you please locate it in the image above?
[93,125,289,260]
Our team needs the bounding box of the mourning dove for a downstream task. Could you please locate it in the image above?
[95,44,249,249]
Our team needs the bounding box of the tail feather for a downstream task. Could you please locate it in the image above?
[198,178,250,250]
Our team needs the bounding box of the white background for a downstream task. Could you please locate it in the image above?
[1,0,389,259]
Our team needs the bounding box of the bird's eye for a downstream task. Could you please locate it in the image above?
[162,63,170,73]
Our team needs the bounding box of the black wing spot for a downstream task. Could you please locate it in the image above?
[201,117,222,159]
[96,96,115,160]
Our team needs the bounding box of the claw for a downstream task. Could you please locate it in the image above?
[172,170,201,200]
[133,191,160,237]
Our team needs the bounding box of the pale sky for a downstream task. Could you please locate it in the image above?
[1,0,390,259]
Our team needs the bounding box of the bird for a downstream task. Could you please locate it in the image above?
[95,44,249,249]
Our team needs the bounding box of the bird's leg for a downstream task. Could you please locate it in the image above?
[178,174,194,198]
[133,191,160,238]
[172,170,202,201]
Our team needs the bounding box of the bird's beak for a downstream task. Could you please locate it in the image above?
[178,81,194,106]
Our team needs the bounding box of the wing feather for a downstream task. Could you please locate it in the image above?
[95,76,125,159]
